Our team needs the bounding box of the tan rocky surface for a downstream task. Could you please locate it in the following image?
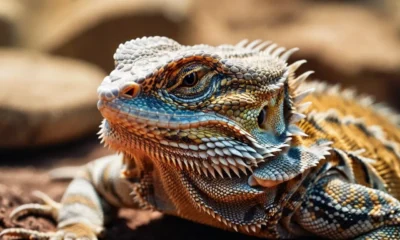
[0,0,28,46]
[188,0,400,109]
[24,0,192,72]
[0,50,105,148]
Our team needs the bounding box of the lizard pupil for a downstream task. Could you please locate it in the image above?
[257,107,267,127]
[182,72,198,87]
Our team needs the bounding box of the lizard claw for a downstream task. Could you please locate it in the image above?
[0,228,54,239]
[0,228,97,240]
[10,191,61,223]
[2,191,100,240]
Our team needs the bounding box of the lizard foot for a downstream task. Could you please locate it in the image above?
[0,223,99,240]
[0,191,101,240]
[8,190,61,222]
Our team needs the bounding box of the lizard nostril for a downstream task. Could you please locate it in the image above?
[121,83,141,99]
[125,88,135,96]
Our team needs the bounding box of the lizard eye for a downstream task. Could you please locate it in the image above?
[182,72,198,87]
[258,106,267,128]
[165,63,217,103]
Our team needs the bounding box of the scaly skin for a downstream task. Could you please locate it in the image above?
[2,36,400,239]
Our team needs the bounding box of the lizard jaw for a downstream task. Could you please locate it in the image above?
[97,98,275,179]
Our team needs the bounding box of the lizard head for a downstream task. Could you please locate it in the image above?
[97,36,327,234]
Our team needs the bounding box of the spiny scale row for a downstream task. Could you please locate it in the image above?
[235,39,299,62]
[311,80,400,126]
[163,152,254,178]
[308,109,400,159]
[194,198,266,233]
[286,59,315,138]
[161,139,296,179]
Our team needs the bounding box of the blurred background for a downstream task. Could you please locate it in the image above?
[0,0,399,239]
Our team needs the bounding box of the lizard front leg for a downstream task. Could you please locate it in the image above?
[295,173,400,239]
[0,154,139,240]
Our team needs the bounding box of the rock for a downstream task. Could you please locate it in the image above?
[188,0,400,109]
[0,49,106,148]
[0,0,27,46]
[24,0,191,72]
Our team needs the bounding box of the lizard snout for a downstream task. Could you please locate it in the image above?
[97,76,141,102]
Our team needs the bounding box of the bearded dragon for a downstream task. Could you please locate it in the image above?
[2,36,400,239]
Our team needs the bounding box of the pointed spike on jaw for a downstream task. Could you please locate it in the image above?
[280,47,299,61]
[195,165,202,175]
[294,88,315,103]
[292,71,314,89]
[238,165,248,175]
[221,166,232,178]
[288,59,307,74]
[177,160,183,170]
[188,159,195,170]
[222,218,228,225]
[201,167,209,177]
[230,166,241,177]
[171,158,177,167]
[183,159,189,170]
[211,211,216,218]
[288,128,308,137]
[290,112,306,124]
[213,165,224,178]
[297,101,312,112]
[201,206,207,212]
[208,167,216,178]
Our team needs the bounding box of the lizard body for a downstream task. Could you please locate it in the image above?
[2,36,400,239]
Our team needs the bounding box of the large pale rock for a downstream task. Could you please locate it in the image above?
[24,0,191,72]
[0,50,105,148]
[0,0,27,46]
[189,0,400,109]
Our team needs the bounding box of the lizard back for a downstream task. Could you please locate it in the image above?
[300,81,400,199]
